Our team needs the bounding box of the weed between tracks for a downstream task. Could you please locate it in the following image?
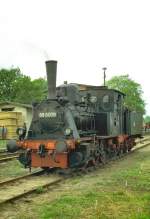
[36,186,45,194]
[0,146,150,219]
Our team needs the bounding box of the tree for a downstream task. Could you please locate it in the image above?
[0,68,22,101]
[0,67,47,104]
[30,78,47,102]
[106,75,145,113]
[144,115,150,123]
[13,77,47,104]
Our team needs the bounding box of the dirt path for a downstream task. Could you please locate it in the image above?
[0,145,150,219]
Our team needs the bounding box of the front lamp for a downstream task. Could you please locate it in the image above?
[65,128,72,136]
[16,127,24,136]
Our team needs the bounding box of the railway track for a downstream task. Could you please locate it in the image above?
[0,139,150,206]
[133,139,150,152]
[0,170,62,205]
[0,152,19,163]
[0,169,45,187]
[136,135,150,144]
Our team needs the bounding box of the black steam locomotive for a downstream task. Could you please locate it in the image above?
[7,61,143,170]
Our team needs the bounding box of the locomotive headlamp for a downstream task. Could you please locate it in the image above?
[17,127,24,136]
[65,128,72,136]
[16,127,26,140]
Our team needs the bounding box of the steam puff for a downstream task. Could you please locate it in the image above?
[22,41,50,60]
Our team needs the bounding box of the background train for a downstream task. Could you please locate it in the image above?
[7,60,143,170]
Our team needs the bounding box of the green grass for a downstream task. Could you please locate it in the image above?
[38,188,150,219]
[37,150,150,219]
[0,140,7,149]
[0,160,30,180]
[39,191,150,219]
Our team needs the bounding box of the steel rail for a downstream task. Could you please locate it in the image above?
[0,170,45,187]
[0,148,7,153]
[0,178,62,205]
[0,172,62,205]
[0,152,20,158]
[133,141,150,152]
[0,155,19,163]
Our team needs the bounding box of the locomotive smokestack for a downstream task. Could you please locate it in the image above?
[45,60,57,99]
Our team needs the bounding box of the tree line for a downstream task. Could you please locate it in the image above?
[0,68,47,104]
[0,67,147,114]
[106,75,145,114]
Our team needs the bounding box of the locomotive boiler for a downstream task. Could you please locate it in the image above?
[7,60,143,171]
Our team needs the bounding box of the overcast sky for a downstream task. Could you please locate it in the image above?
[0,0,150,114]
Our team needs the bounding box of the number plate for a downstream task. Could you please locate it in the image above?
[39,112,57,118]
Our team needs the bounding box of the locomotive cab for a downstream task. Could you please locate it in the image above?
[95,89,125,137]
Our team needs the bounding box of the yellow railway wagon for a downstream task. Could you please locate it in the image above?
[0,119,17,126]
[0,112,22,119]
[0,112,24,139]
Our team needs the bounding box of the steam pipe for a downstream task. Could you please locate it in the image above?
[45,60,57,99]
